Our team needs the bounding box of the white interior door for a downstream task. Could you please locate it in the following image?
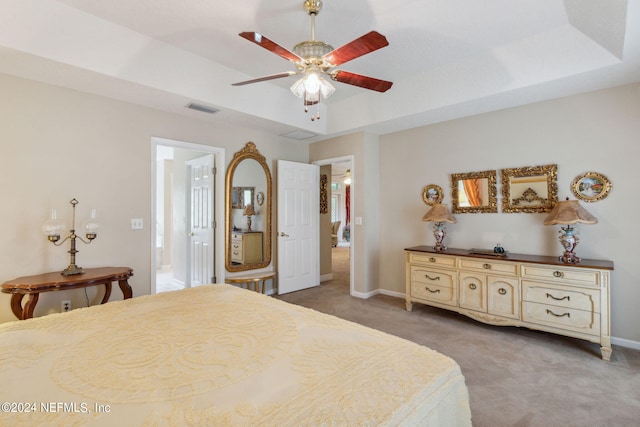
[187,154,215,287]
[277,160,319,294]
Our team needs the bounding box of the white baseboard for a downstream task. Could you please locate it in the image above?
[320,273,333,283]
[611,336,640,350]
[378,289,405,299]
[352,289,405,299]
[351,289,377,299]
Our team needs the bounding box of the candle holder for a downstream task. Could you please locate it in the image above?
[42,198,98,276]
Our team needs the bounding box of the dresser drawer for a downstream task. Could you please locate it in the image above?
[410,266,457,307]
[409,252,456,268]
[522,281,600,313]
[411,266,455,287]
[522,301,600,336]
[411,282,457,306]
[231,240,243,262]
[458,258,518,276]
[521,264,600,287]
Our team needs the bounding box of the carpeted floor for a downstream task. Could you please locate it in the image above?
[277,246,640,426]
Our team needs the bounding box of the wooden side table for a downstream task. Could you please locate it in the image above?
[1,267,133,320]
[226,272,276,294]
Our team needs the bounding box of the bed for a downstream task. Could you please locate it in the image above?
[0,284,471,426]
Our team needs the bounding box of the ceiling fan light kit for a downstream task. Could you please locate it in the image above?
[232,0,392,121]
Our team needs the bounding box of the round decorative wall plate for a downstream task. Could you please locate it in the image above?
[571,172,612,202]
[422,184,443,206]
[256,191,265,206]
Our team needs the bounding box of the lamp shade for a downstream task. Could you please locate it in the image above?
[544,198,597,225]
[243,204,256,216]
[422,203,456,223]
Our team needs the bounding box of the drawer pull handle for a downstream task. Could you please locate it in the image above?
[553,271,563,278]
[429,257,436,262]
[546,293,570,302]
[498,288,507,295]
[483,263,491,270]
[469,283,477,290]
[425,274,440,281]
[546,309,570,318]
[425,287,440,294]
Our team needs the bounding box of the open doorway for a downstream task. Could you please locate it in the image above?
[314,156,353,295]
[151,137,225,294]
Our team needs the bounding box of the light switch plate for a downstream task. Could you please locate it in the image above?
[131,218,144,229]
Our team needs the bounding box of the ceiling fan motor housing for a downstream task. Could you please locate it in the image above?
[293,41,334,70]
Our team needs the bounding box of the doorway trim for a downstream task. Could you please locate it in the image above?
[151,137,226,293]
[313,155,354,296]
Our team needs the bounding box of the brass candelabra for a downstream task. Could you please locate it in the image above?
[43,198,98,276]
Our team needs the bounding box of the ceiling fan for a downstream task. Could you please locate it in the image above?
[232,0,393,120]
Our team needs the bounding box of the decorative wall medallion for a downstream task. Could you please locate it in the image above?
[256,192,264,206]
[422,184,443,206]
[571,172,612,202]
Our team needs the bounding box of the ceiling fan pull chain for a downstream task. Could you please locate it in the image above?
[308,96,320,121]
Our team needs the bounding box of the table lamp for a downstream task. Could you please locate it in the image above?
[544,197,597,263]
[243,204,256,232]
[42,198,98,275]
[422,203,456,251]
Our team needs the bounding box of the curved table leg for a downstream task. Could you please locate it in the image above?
[21,293,39,320]
[10,294,25,320]
[101,282,112,304]
[118,279,133,299]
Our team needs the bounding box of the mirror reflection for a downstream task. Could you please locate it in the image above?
[451,170,497,213]
[501,165,557,213]
[225,142,272,272]
[231,186,254,210]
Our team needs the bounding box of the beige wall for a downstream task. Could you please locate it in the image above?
[0,73,307,322]
[377,83,640,344]
[310,133,380,296]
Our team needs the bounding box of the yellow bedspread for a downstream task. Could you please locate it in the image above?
[0,284,471,426]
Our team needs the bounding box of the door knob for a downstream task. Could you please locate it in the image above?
[189,232,195,236]
[279,232,289,237]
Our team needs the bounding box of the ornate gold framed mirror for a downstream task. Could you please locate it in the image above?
[451,170,498,213]
[501,164,558,213]
[225,142,272,272]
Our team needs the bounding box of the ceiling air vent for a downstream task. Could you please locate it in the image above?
[186,103,219,114]
[282,130,318,140]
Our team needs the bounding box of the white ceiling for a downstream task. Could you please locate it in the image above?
[0,0,638,142]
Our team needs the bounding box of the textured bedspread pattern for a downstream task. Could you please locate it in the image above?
[0,284,471,426]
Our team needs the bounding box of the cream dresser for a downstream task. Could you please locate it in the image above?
[231,231,264,265]
[405,246,614,360]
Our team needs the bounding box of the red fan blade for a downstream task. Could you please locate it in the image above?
[331,70,393,92]
[239,32,302,63]
[322,31,389,66]
[232,71,297,86]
